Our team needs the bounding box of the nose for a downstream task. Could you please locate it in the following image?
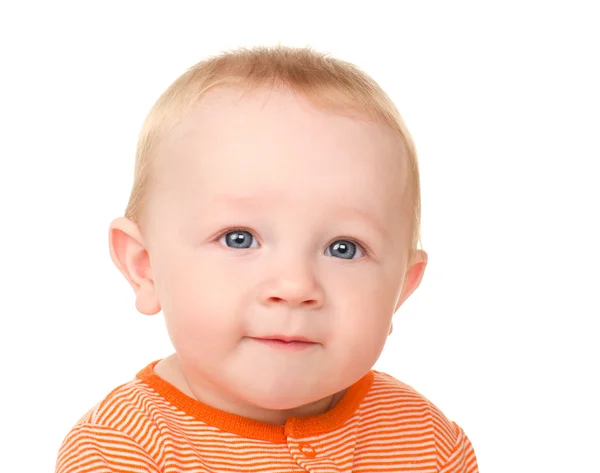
[259,258,325,309]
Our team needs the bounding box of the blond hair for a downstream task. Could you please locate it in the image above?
[125,46,423,262]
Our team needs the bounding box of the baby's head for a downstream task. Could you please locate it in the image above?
[110,46,427,413]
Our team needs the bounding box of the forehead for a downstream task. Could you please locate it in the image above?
[151,87,410,224]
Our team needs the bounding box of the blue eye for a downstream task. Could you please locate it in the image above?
[220,230,257,249]
[326,240,364,259]
[218,230,365,259]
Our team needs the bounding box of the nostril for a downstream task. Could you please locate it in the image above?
[267,296,319,306]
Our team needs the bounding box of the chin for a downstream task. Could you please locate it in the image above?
[245,389,316,411]
[234,373,325,411]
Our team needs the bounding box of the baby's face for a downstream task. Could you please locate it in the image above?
[144,87,414,410]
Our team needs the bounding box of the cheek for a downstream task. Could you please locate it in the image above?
[330,270,396,348]
[154,254,243,353]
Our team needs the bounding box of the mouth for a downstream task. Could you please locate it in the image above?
[249,335,318,351]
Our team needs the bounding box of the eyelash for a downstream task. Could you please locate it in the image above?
[215,227,371,257]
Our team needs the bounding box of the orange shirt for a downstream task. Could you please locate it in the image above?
[56,361,478,472]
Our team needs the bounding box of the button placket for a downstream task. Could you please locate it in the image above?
[287,438,341,473]
[298,442,317,459]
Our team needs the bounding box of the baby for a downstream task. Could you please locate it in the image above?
[56,46,478,472]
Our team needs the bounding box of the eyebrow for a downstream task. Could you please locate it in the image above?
[209,194,387,238]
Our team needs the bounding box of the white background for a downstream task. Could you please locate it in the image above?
[1,1,599,471]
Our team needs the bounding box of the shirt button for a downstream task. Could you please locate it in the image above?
[299,442,317,459]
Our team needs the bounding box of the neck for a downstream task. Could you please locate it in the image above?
[154,354,345,425]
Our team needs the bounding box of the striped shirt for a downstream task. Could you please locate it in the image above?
[56,360,478,472]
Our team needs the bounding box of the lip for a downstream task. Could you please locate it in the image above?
[259,335,316,343]
[249,335,318,351]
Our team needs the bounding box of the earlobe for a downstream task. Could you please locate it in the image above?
[109,217,161,315]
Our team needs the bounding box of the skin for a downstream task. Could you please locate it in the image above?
[109,86,428,425]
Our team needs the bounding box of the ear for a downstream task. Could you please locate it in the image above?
[394,249,428,313]
[109,217,161,315]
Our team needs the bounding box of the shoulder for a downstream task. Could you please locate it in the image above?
[62,377,169,448]
[368,370,455,429]
[57,378,167,472]
[368,370,463,440]
[75,377,166,433]
[363,371,478,471]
